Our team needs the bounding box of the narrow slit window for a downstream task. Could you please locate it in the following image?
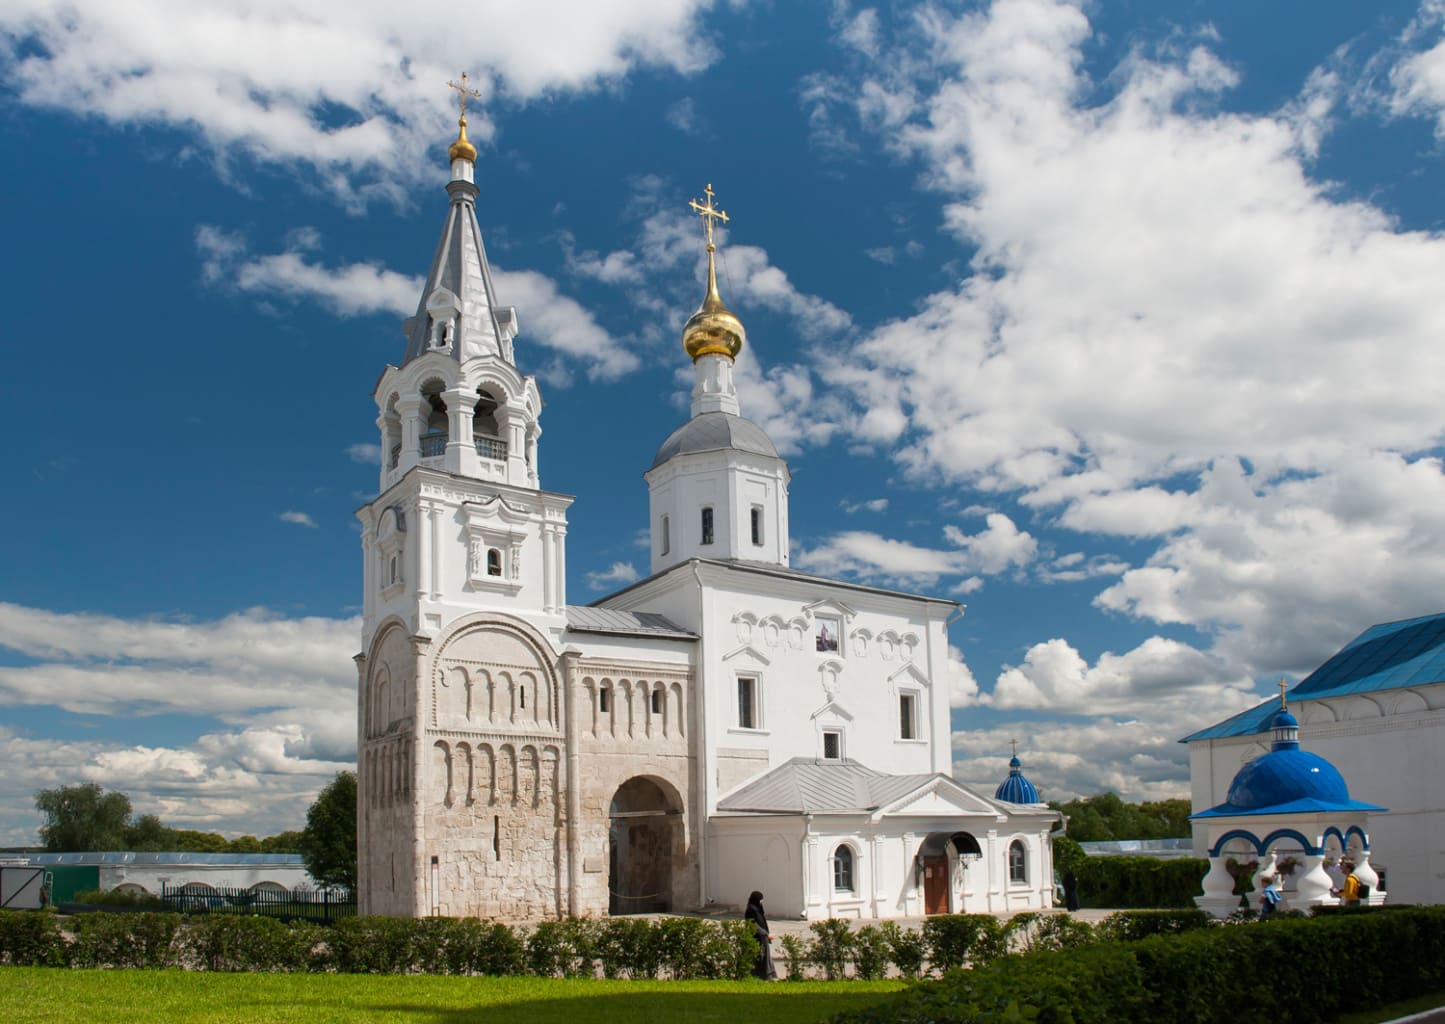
[660,515,670,556]
[823,730,841,760]
[899,694,916,740]
[701,506,714,545]
[651,688,663,714]
[487,548,502,577]
[750,505,763,545]
[599,686,611,713]
[493,816,501,860]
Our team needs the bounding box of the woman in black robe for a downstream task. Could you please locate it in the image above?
[744,890,777,980]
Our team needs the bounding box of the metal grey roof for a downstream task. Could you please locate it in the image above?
[717,758,943,814]
[650,412,781,470]
[565,606,695,639]
[19,852,305,866]
[1182,613,1445,742]
[400,180,510,367]
[592,557,959,609]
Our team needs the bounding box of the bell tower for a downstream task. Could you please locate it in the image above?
[355,83,574,917]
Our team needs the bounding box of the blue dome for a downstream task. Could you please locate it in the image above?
[1268,708,1299,731]
[995,754,1040,804]
[1224,748,1350,810]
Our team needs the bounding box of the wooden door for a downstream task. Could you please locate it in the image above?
[922,855,949,915]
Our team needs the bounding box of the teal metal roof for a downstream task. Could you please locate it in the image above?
[1182,613,1445,742]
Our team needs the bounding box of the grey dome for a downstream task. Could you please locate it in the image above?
[650,412,780,470]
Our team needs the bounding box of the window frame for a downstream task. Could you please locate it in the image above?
[832,845,855,893]
[899,692,917,740]
[822,729,843,760]
[701,505,714,545]
[1008,839,1028,884]
[736,675,760,730]
[750,504,764,546]
[660,514,670,556]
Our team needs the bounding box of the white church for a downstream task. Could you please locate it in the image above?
[354,109,1060,921]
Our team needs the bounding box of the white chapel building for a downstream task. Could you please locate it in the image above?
[354,114,1060,921]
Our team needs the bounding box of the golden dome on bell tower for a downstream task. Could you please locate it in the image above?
[682,184,745,362]
[446,72,481,164]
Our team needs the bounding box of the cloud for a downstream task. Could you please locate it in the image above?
[196,227,633,382]
[795,511,1036,587]
[947,646,981,708]
[817,0,1445,680]
[841,498,889,514]
[346,443,382,465]
[0,603,358,843]
[0,0,720,200]
[279,511,318,528]
[585,562,640,591]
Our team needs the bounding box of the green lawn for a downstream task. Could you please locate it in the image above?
[0,969,905,1024]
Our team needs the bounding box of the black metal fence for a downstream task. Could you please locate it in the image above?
[159,883,355,923]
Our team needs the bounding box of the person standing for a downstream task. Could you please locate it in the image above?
[745,890,777,980]
[1062,869,1080,912]
[1339,861,1361,906]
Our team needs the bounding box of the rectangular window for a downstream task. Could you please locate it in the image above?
[651,688,663,714]
[899,693,916,740]
[750,505,763,545]
[822,730,842,760]
[660,515,670,556]
[701,506,714,545]
[599,686,611,713]
[737,676,758,729]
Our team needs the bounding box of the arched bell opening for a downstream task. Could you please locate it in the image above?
[917,831,983,915]
[473,386,508,462]
[608,775,683,915]
[420,379,449,458]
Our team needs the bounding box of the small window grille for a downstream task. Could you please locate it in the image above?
[487,548,502,577]
[823,730,841,760]
[750,505,763,545]
[701,506,714,545]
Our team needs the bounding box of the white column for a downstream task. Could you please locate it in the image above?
[870,833,887,919]
[428,503,443,601]
[985,830,1000,912]
[542,526,555,615]
[396,397,425,473]
[1295,854,1335,907]
[415,500,431,600]
[443,387,480,477]
[1195,855,1240,919]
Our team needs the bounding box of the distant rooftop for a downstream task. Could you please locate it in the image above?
[18,852,305,866]
[1078,838,1195,860]
[1183,613,1445,742]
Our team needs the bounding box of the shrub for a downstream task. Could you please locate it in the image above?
[595,917,661,979]
[0,910,68,967]
[654,917,716,980]
[1020,913,1096,953]
[923,914,1005,974]
[778,934,807,981]
[1074,856,1207,908]
[702,920,758,981]
[525,918,598,978]
[328,916,421,973]
[184,914,313,972]
[72,888,169,911]
[1095,908,1214,943]
[879,920,926,979]
[70,912,180,968]
[852,924,891,981]
[832,906,1445,1024]
[417,918,523,976]
[807,918,856,980]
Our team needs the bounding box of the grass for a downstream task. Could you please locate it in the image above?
[0,968,905,1024]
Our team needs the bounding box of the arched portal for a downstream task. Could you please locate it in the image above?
[608,776,682,915]
[917,831,983,915]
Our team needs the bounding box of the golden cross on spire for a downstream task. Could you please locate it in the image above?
[1010,737,1018,757]
[1279,678,1289,710]
[688,183,730,252]
[447,72,482,117]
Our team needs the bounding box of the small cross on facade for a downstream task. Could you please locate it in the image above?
[688,183,730,250]
[447,72,483,117]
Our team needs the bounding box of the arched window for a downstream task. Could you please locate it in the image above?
[389,555,399,585]
[599,686,611,713]
[487,548,502,576]
[1008,840,1027,884]
[832,845,855,893]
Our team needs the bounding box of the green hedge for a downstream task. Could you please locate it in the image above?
[832,906,1445,1024]
[1074,856,1207,908]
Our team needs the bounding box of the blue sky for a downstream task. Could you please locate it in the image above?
[4,0,1445,844]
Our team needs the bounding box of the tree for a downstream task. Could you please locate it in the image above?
[124,813,172,851]
[299,771,357,890]
[1050,792,1194,842]
[34,783,132,851]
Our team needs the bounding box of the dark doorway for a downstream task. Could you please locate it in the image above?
[917,831,983,915]
[608,776,680,914]
[922,855,949,914]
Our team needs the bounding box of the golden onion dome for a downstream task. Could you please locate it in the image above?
[448,115,477,163]
[683,245,745,361]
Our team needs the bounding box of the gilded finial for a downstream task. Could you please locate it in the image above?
[446,72,482,163]
[681,182,745,362]
[1279,678,1288,710]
